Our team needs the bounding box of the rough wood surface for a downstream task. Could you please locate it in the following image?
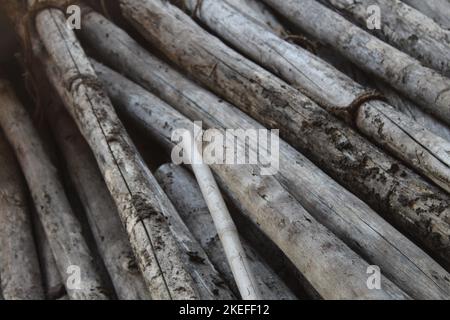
[356,101,450,194]
[50,99,234,300]
[224,0,285,35]
[0,132,44,300]
[80,11,450,299]
[182,131,261,300]
[93,59,410,300]
[0,79,109,300]
[326,0,450,76]
[374,83,450,143]
[117,0,450,272]
[155,163,297,300]
[402,0,450,30]
[179,0,450,194]
[312,45,450,144]
[262,0,450,126]
[12,0,201,299]
[50,108,152,300]
[32,212,66,299]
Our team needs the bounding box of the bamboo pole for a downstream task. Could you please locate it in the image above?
[0,78,109,300]
[117,0,450,271]
[0,132,44,300]
[80,11,450,299]
[261,0,450,126]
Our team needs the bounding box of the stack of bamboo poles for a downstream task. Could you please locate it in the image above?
[0,0,449,300]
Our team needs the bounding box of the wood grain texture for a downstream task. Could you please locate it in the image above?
[50,108,153,300]
[262,0,450,125]
[178,0,450,196]
[0,132,44,300]
[402,0,450,30]
[155,163,297,300]
[21,0,201,299]
[80,10,450,299]
[117,0,450,273]
[326,0,450,76]
[93,58,410,299]
[0,79,109,300]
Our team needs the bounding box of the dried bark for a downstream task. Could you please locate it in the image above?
[325,0,450,76]
[155,163,297,300]
[80,11,450,299]
[262,0,450,126]
[117,0,450,271]
[93,59,410,300]
[402,0,450,30]
[0,79,109,300]
[0,132,44,300]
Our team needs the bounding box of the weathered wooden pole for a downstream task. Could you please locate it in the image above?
[155,163,297,300]
[402,0,450,29]
[0,78,110,300]
[177,0,450,196]
[325,0,450,76]
[49,107,152,300]
[117,0,450,271]
[0,132,44,300]
[93,59,411,300]
[262,0,450,125]
[32,212,66,299]
[49,104,235,300]
[79,10,450,299]
[2,0,201,299]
